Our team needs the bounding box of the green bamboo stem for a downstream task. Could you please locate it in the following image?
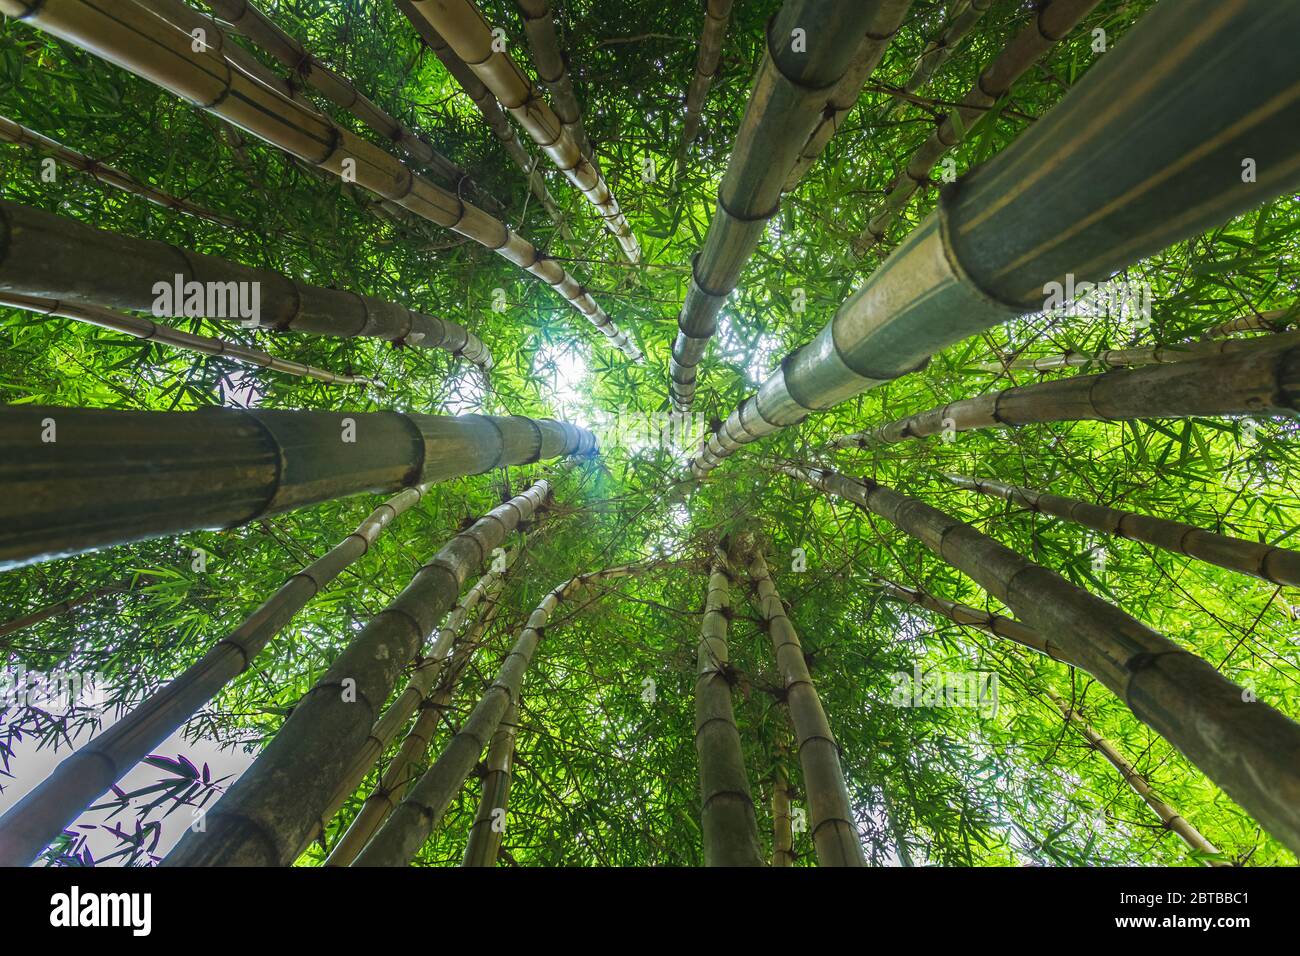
[0,0,637,358]
[0,291,381,389]
[827,331,1300,450]
[877,0,992,123]
[0,200,493,373]
[944,473,1300,588]
[781,464,1300,855]
[0,115,240,228]
[691,0,1300,477]
[352,562,648,866]
[670,0,882,411]
[514,0,595,166]
[1206,307,1297,338]
[0,485,431,867]
[461,699,518,866]
[771,758,795,866]
[853,0,1101,252]
[694,545,764,866]
[977,332,1293,373]
[399,0,640,264]
[744,548,865,866]
[681,0,734,148]
[163,480,561,866]
[0,405,591,569]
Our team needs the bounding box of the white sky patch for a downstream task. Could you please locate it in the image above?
[441,366,488,416]
[532,339,592,420]
[219,368,263,408]
[716,314,783,386]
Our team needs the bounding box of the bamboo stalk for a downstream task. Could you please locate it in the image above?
[0,115,240,228]
[461,699,517,866]
[781,464,1300,855]
[944,474,1300,589]
[670,0,883,411]
[976,332,1293,373]
[400,0,640,264]
[0,199,493,372]
[1206,307,1297,338]
[694,544,764,866]
[771,751,795,866]
[163,480,562,866]
[0,405,593,569]
[0,292,381,388]
[781,0,915,193]
[0,0,638,358]
[0,485,431,866]
[743,546,864,866]
[0,575,146,639]
[853,0,1101,252]
[514,0,595,166]
[397,0,572,239]
[826,331,1300,450]
[692,0,1300,477]
[680,0,734,148]
[877,0,992,123]
[352,562,649,866]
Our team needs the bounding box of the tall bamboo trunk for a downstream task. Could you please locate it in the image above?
[0,485,431,866]
[514,0,595,166]
[854,0,1101,252]
[827,332,1300,450]
[977,331,1294,373]
[945,474,1300,588]
[461,699,518,866]
[0,292,379,388]
[770,756,795,866]
[352,563,647,866]
[694,544,764,866]
[680,0,734,148]
[0,115,240,227]
[0,405,591,569]
[397,0,572,238]
[0,199,493,371]
[1207,306,1297,338]
[743,548,865,866]
[781,464,1300,855]
[878,0,992,123]
[691,0,1300,476]
[163,480,561,866]
[669,0,881,411]
[0,0,638,358]
[400,0,640,264]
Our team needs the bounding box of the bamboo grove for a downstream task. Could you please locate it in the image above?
[0,0,1297,870]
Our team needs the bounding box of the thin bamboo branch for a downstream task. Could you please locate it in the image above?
[680,0,734,149]
[976,332,1291,373]
[514,0,595,166]
[461,699,517,866]
[781,463,1300,855]
[0,115,241,228]
[877,0,992,123]
[1206,306,1298,338]
[0,575,148,639]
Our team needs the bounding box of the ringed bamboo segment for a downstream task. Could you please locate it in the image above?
[1207,306,1298,338]
[353,563,647,866]
[670,0,881,411]
[690,0,1300,475]
[0,292,380,389]
[944,474,1300,589]
[770,762,795,866]
[782,464,1300,855]
[0,199,493,372]
[826,332,1300,450]
[514,0,595,166]
[163,480,560,866]
[877,0,992,123]
[461,699,518,866]
[853,0,1101,252]
[0,115,240,227]
[0,405,593,569]
[744,548,864,866]
[694,546,764,866]
[0,0,638,359]
[400,0,641,264]
[977,331,1296,373]
[681,0,734,148]
[0,485,431,867]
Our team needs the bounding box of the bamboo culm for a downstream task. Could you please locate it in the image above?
[680,0,735,148]
[877,0,992,123]
[514,0,596,166]
[978,331,1297,373]
[461,699,518,866]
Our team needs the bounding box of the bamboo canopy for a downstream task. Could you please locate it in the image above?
[399,0,641,264]
[780,464,1300,854]
[943,474,1300,588]
[0,200,494,372]
[0,485,432,867]
[163,479,562,865]
[853,0,1101,253]
[691,0,1300,476]
[0,115,240,228]
[461,699,518,866]
[743,546,865,866]
[669,0,882,412]
[514,0,596,166]
[877,0,992,123]
[352,562,649,866]
[694,544,764,866]
[0,0,639,358]
[826,332,1300,450]
[680,0,734,148]
[0,575,147,640]
[977,331,1295,373]
[0,405,592,569]
[0,292,380,389]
